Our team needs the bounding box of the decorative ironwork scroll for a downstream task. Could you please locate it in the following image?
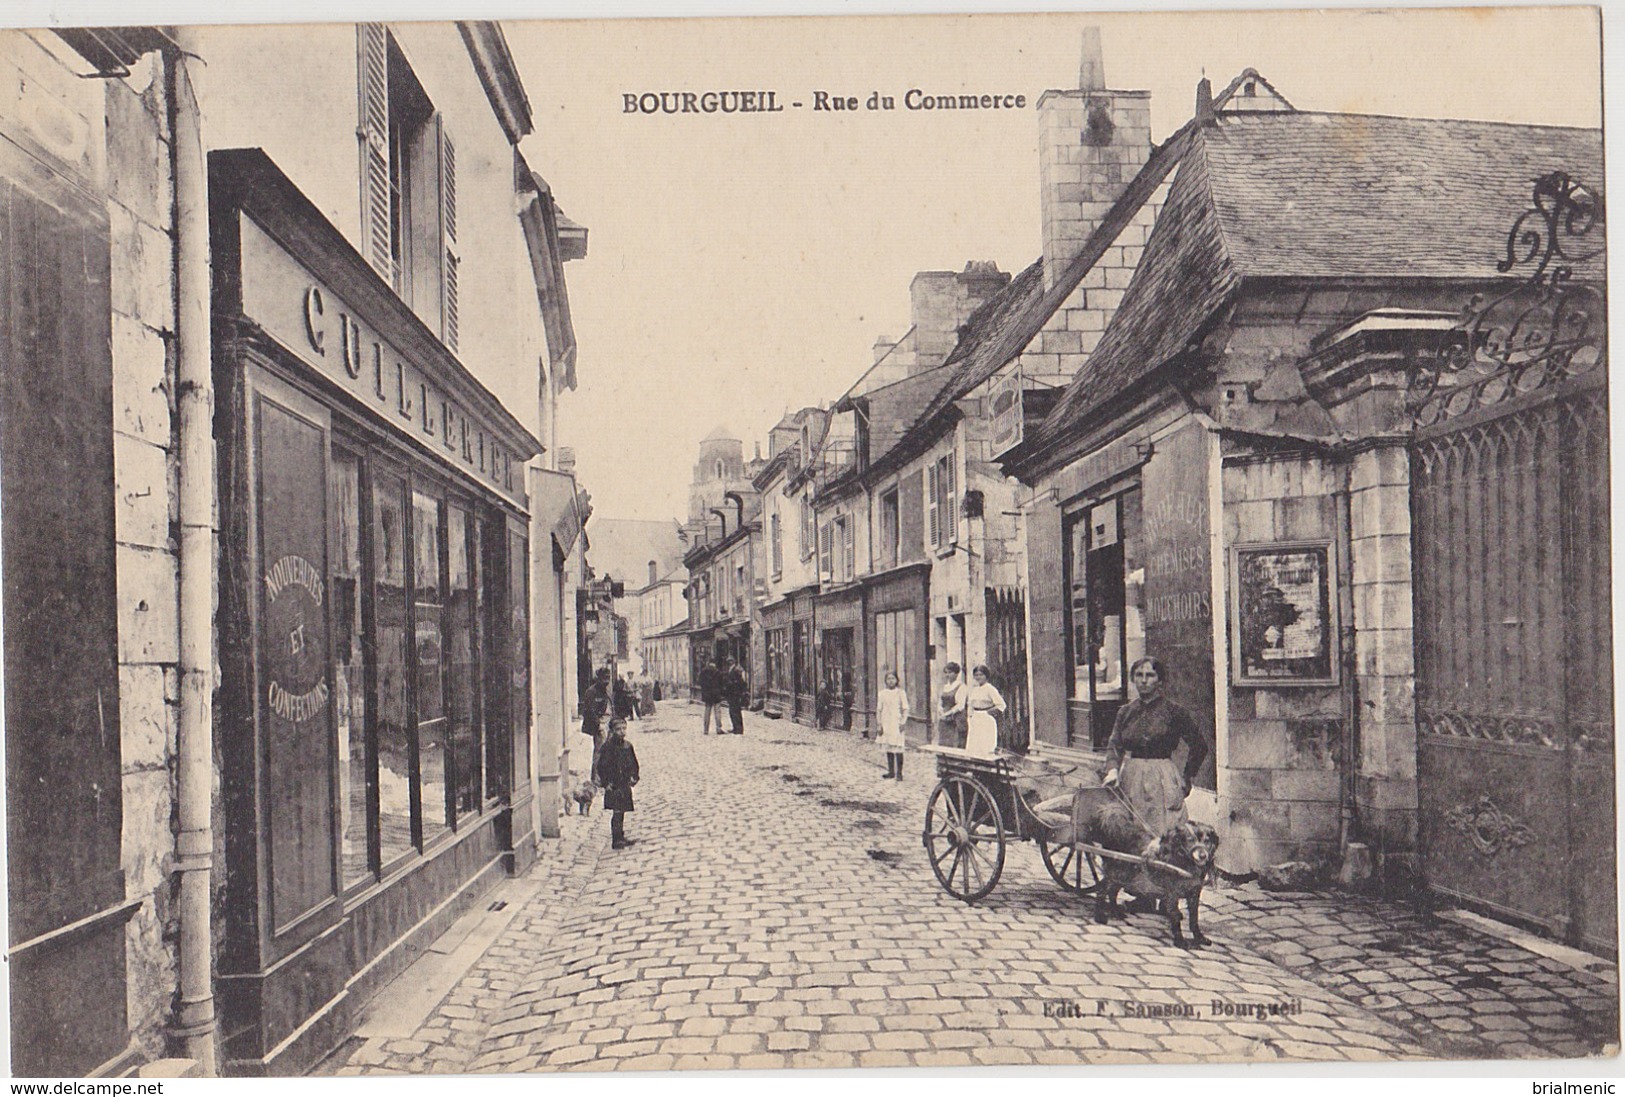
[1410,172,1606,427]
[1444,795,1537,858]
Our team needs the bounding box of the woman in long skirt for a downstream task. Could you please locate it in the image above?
[1103,657,1210,836]
[963,665,1005,756]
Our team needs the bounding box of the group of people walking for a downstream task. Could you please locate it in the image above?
[698,656,749,736]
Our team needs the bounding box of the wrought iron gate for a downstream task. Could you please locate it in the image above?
[1410,172,1614,955]
[986,586,1030,751]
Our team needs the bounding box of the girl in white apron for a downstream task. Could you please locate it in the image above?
[964,665,1006,756]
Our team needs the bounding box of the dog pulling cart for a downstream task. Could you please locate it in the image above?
[919,744,1193,903]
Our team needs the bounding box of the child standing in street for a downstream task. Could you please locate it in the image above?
[593,716,641,849]
[877,671,910,780]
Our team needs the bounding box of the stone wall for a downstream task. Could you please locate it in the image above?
[1220,454,1345,873]
[106,53,183,1064]
[3,31,183,1066]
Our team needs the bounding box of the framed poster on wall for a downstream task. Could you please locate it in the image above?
[1231,540,1338,686]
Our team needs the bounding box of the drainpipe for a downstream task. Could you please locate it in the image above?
[1334,463,1367,875]
[167,30,217,1075]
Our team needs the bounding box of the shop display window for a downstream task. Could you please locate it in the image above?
[447,505,482,823]
[331,449,374,888]
[412,489,449,844]
[875,609,921,714]
[1065,487,1146,749]
[333,451,508,878]
[373,470,415,867]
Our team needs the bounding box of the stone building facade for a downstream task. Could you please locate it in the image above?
[1,28,182,1078]
[1,21,587,1076]
[754,408,828,722]
[1000,66,1610,960]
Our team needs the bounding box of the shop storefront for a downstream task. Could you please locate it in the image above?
[863,563,931,744]
[813,586,865,732]
[789,588,818,723]
[1041,419,1218,793]
[715,622,750,687]
[760,598,793,715]
[209,151,539,1073]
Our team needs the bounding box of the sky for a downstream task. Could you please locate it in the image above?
[2,3,1608,524]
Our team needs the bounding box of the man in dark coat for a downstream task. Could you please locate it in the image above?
[612,673,636,721]
[723,658,748,735]
[593,716,640,849]
[698,658,723,735]
[581,667,613,772]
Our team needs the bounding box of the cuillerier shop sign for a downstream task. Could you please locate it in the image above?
[237,214,527,509]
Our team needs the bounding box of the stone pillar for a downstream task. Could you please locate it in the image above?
[1348,443,1418,877]
[1298,311,1456,883]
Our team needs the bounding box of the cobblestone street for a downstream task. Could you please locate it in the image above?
[320,704,1618,1075]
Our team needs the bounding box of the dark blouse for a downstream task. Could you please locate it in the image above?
[1105,695,1210,784]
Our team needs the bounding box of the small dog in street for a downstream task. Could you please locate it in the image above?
[1070,787,1220,949]
[564,780,598,816]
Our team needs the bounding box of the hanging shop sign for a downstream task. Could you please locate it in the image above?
[1231,540,1338,686]
[988,362,1024,455]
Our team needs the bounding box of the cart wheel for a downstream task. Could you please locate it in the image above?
[923,776,1005,902]
[1037,838,1103,896]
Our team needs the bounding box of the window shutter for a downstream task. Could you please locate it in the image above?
[927,463,940,549]
[437,116,459,351]
[945,454,958,544]
[819,523,833,581]
[842,517,855,578]
[357,24,392,281]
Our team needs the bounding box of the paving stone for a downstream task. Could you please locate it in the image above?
[766,1031,812,1052]
[309,706,1614,1077]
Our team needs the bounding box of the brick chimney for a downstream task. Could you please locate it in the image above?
[557,446,577,475]
[906,262,1011,374]
[1037,27,1152,290]
[909,271,962,370]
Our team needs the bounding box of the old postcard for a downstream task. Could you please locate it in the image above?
[0,2,1615,1080]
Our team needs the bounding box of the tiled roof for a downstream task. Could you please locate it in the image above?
[863,365,957,458]
[1026,111,1605,456]
[848,120,1201,482]
[1028,126,1239,450]
[1206,112,1602,279]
